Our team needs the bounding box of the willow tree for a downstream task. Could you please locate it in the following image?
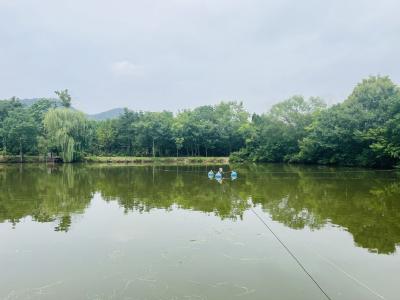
[43,108,88,162]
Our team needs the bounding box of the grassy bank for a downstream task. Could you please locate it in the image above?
[0,155,49,163]
[83,156,229,164]
[0,155,229,164]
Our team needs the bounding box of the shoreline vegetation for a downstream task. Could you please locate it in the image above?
[0,155,229,165]
[1,76,400,168]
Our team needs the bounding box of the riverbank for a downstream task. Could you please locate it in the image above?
[84,156,229,164]
[0,156,49,163]
[0,155,229,164]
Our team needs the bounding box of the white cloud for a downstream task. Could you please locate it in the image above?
[110,60,142,77]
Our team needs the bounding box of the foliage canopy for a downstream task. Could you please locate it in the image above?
[1,76,400,167]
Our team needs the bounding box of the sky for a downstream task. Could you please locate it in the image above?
[1,0,399,114]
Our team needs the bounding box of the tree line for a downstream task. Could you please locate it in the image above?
[232,75,400,167]
[1,75,400,167]
[0,91,249,162]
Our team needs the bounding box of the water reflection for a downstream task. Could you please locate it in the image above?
[1,164,399,254]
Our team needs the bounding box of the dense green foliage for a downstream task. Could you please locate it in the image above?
[2,107,38,160]
[294,76,400,167]
[0,90,249,160]
[1,76,400,167]
[232,76,400,167]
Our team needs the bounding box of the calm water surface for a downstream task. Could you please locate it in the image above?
[1,164,399,300]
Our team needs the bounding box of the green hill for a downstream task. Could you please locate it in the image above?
[19,98,124,120]
[87,108,124,120]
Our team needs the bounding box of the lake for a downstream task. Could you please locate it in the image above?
[1,164,399,300]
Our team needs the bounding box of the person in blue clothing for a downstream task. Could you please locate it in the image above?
[215,167,223,178]
[208,167,232,181]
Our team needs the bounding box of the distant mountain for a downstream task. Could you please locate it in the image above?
[87,108,125,120]
[18,98,124,121]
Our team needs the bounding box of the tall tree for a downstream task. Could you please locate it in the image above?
[96,120,117,154]
[237,96,325,162]
[114,109,140,155]
[55,89,72,108]
[29,98,56,135]
[214,101,249,155]
[134,111,174,157]
[2,108,38,161]
[0,98,23,154]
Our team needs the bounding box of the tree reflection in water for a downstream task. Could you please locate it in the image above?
[0,164,399,254]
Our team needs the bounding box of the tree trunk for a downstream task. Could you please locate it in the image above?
[19,138,23,163]
[127,139,130,156]
[152,138,155,158]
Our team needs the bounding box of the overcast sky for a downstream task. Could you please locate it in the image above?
[1,0,399,114]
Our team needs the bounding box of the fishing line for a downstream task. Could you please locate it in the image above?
[250,206,333,300]
[308,249,386,300]
[152,167,389,299]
